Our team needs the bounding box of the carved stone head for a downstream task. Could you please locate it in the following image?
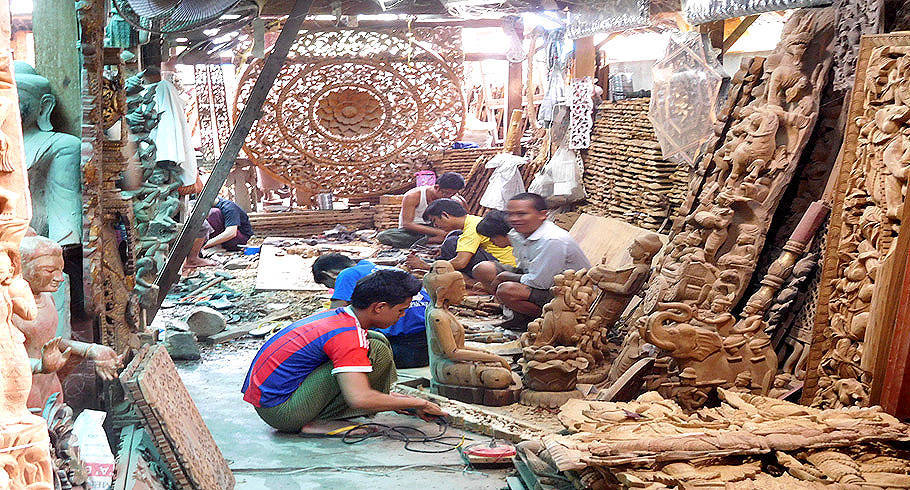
[20,236,63,296]
[13,62,55,132]
[423,260,465,308]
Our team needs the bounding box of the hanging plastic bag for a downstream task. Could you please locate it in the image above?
[73,410,115,490]
[529,147,586,205]
[479,153,527,210]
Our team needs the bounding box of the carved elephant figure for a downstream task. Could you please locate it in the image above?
[642,302,737,386]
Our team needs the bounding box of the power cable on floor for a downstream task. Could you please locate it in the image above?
[339,418,470,454]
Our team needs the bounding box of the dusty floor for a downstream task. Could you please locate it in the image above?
[177,339,513,489]
[164,244,519,488]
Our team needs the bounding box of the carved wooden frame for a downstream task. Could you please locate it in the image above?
[802,33,910,406]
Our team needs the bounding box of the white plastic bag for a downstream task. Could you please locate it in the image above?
[529,147,586,204]
[479,153,527,210]
[73,410,115,489]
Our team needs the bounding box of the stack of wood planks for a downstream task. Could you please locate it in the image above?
[582,98,687,231]
[428,147,502,176]
[373,194,404,230]
[248,206,376,237]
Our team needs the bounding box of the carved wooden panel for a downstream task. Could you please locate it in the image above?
[194,65,231,164]
[235,28,466,201]
[803,33,910,408]
[617,10,835,404]
[832,0,884,93]
[78,4,140,352]
[121,345,234,490]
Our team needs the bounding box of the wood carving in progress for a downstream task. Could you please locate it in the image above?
[425,260,520,405]
[235,28,466,203]
[0,0,54,480]
[605,10,835,407]
[804,33,910,408]
[519,234,662,407]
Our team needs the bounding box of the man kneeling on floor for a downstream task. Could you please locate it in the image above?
[312,253,430,368]
[474,193,590,331]
[242,270,445,433]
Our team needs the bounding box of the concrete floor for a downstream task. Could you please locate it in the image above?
[176,343,511,489]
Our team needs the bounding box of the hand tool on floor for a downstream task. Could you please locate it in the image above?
[461,440,517,467]
[184,271,234,297]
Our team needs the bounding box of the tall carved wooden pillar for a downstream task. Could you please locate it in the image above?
[0,0,55,486]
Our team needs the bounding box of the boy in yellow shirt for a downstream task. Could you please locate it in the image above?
[406,199,515,286]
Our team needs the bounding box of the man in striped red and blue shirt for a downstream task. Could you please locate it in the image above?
[242,269,444,433]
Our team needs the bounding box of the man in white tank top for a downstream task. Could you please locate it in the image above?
[377,172,467,248]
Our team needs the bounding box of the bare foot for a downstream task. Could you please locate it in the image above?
[184,257,217,269]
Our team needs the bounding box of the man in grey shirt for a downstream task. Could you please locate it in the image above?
[474,193,591,331]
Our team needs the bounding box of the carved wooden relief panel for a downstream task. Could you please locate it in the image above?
[121,345,234,489]
[0,1,54,484]
[613,10,835,405]
[78,2,140,352]
[832,0,884,93]
[235,28,466,201]
[803,33,910,408]
[194,64,231,164]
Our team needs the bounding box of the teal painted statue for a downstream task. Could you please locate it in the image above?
[14,62,82,247]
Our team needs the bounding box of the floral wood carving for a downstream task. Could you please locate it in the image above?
[803,34,910,408]
[194,64,231,164]
[568,77,593,150]
[235,28,466,201]
[614,10,835,407]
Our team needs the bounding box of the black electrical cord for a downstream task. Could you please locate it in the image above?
[340,419,470,454]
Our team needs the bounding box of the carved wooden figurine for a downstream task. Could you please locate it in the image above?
[13,236,123,409]
[0,3,55,480]
[424,260,519,405]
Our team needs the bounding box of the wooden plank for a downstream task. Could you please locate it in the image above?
[33,0,81,137]
[254,241,376,291]
[150,0,314,321]
[568,213,667,268]
[574,36,596,78]
[505,17,524,141]
[881,244,910,418]
[722,15,759,53]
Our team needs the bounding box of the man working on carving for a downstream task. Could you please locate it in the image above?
[474,193,590,331]
[377,172,467,248]
[204,197,254,252]
[405,201,515,288]
[242,270,445,434]
[312,253,430,368]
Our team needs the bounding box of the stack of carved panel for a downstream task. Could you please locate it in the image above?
[527,390,910,489]
[373,194,404,231]
[582,98,687,230]
[248,206,375,238]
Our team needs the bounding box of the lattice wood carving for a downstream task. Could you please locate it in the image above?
[234,28,466,200]
[803,34,910,408]
[194,65,231,164]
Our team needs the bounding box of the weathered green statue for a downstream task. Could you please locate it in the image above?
[14,62,82,247]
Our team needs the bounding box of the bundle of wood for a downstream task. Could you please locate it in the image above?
[428,147,502,176]
[373,194,404,231]
[248,206,375,237]
[582,98,687,231]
